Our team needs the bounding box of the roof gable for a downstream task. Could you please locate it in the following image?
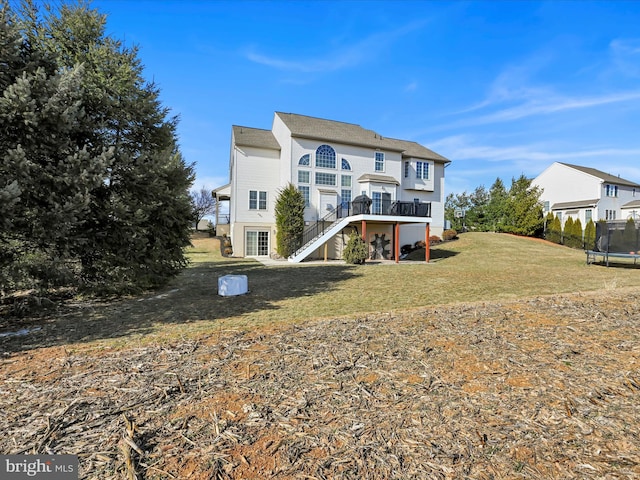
[559,162,640,188]
[275,112,449,162]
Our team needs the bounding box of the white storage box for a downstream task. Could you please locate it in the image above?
[218,275,248,296]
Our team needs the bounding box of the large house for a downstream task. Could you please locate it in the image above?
[213,112,450,262]
[532,162,640,226]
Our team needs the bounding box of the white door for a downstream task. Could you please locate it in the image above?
[319,192,337,219]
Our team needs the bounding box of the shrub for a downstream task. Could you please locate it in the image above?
[442,229,458,241]
[546,215,562,244]
[429,235,442,245]
[584,220,596,250]
[343,232,368,264]
[414,240,426,249]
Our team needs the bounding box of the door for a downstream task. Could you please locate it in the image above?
[319,192,337,219]
[245,230,269,256]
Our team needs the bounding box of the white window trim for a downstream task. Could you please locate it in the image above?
[249,190,267,210]
[375,151,385,172]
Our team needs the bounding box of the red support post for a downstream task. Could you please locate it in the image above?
[425,223,431,262]
[395,222,400,263]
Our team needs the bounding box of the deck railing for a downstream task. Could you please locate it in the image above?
[291,201,431,257]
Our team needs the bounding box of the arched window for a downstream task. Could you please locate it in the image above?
[315,145,336,169]
[341,158,351,170]
[298,154,310,166]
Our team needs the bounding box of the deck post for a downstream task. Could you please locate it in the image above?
[395,222,400,263]
[425,223,431,262]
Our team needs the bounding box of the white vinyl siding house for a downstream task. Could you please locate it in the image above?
[532,162,640,228]
[217,112,450,260]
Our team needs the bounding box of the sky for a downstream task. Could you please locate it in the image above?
[91,0,640,196]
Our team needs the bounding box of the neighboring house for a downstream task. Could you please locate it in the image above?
[214,112,450,262]
[532,162,640,227]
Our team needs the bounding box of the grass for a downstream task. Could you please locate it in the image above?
[4,232,640,352]
[180,232,640,326]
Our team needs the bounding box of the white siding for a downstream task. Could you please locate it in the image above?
[533,162,601,206]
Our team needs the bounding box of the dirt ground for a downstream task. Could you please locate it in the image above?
[1,288,640,479]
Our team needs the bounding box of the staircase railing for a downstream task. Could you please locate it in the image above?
[290,201,432,258]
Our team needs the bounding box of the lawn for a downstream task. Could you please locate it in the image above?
[1,233,639,479]
[5,232,639,351]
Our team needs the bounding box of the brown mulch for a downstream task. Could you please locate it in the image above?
[1,289,640,479]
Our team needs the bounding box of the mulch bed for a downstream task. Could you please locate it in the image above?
[1,289,640,479]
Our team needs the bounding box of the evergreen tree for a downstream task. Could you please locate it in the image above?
[1,1,194,294]
[502,175,543,236]
[573,218,584,249]
[275,183,305,258]
[466,186,490,231]
[343,231,368,264]
[486,178,508,232]
[584,219,596,250]
[544,213,559,243]
[1,4,111,291]
[563,217,576,248]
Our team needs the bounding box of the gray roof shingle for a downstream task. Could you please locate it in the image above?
[560,163,640,188]
[276,112,449,162]
[232,125,281,150]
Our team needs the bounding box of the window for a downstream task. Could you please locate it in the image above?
[416,161,429,180]
[298,170,310,184]
[298,154,310,166]
[249,190,267,210]
[605,184,618,197]
[341,175,351,188]
[341,189,352,209]
[372,191,382,214]
[606,209,617,220]
[246,230,269,256]
[585,209,592,223]
[316,145,336,169]
[341,158,351,170]
[543,201,550,213]
[404,161,410,178]
[375,152,385,172]
[315,172,336,186]
[298,186,310,206]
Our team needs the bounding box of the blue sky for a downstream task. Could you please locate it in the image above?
[92,0,640,195]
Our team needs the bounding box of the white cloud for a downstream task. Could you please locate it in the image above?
[245,19,429,73]
[610,38,640,77]
[404,81,418,93]
[431,135,640,163]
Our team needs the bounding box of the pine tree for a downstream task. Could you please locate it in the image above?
[275,183,305,258]
[544,213,560,243]
[502,175,543,236]
[584,220,596,250]
[2,1,194,294]
[563,217,574,247]
[486,178,508,232]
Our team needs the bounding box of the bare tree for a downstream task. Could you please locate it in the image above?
[190,187,216,229]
